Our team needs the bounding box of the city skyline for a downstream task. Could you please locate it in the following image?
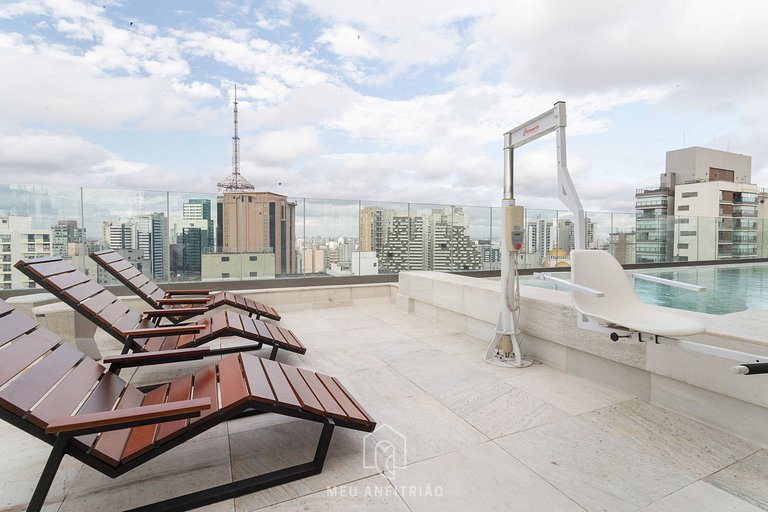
[3,144,768,288]
[1,2,767,213]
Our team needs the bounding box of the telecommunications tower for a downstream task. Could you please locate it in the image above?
[217,85,254,191]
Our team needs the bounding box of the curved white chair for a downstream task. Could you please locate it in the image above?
[570,250,705,337]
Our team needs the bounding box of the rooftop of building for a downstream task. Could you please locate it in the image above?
[2,286,767,511]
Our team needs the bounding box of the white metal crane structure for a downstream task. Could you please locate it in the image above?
[484,101,585,367]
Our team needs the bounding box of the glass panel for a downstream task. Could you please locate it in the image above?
[410,203,454,271]
[609,212,637,264]
[0,184,83,290]
[522,208,559,268]
[457,205,492,272]
[637,212,674,263]
[490,206,502,271]
[167,191,219,283]
[291,197,305,278]
[586,211,611,250]
[303,198,359,277]
[81,188,169,285]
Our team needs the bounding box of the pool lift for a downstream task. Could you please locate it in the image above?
[540,248,768,375]
[484,101,586,367]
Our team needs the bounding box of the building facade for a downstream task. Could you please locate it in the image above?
[635,147,755,262]
[0,215,52,289]
[220,192,296,276]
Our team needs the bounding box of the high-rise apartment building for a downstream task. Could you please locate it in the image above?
[377,208,480,273]
[220,192,296,276]
[1,215,52,289]
[51,220,84,258]
[424,208,481,271]
[360,207,395,253]
[103,212,169,280]
[635,147,755,262]
[379,215,425,273]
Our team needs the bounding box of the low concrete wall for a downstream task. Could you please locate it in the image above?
[22,283,397,356]
[397,271,768,447]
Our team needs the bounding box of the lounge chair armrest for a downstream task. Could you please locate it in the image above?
[124,324,205,338]
[157,297,211,305]
[144,307,209,318]
[165,289,212,296]
[104,347,211,368]
[46,398,211,435]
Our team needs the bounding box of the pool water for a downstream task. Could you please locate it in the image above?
[634,264,768,315]
[522,264,768,315]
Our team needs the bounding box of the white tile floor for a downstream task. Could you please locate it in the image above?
[3,300,766,512]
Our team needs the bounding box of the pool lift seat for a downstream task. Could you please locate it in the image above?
[570,249,706,339]
[541,250,768,376]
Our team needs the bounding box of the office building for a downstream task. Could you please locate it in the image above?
[220,192,296,276]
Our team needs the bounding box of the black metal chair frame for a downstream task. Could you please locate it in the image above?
[3,400,351,512]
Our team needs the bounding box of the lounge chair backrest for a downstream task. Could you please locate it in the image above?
[570,250,643,319]
[90,249,166,308]
[14,257,143,338]
[0,298,139,463]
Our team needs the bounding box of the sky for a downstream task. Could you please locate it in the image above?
[0,0,767,214]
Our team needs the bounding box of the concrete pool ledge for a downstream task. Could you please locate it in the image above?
[397,271,768,447]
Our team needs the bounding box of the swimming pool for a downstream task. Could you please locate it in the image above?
[524,263,768,315]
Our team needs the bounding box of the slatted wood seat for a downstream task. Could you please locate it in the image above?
[15,257,305,360]
[90,249,281,323]
[0,300,375,512]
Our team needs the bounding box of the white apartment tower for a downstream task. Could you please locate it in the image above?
[636,147,755,262]
[0,215,52,289]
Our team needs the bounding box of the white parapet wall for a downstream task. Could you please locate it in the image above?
[20,282,397,356]
[397,271,768,447]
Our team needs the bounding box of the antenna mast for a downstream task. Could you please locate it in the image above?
[217,84,254,191]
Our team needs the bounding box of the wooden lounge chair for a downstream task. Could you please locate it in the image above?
[15,257,305,360]
[90,249,281,323]
[0,299,375,512]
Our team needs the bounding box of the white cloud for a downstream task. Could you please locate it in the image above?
[244,126,322,166]
[1,0,767,215]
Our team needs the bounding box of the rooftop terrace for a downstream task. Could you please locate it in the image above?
[3,282,768,511]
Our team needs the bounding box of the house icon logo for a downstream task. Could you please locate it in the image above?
[363,424,406,478]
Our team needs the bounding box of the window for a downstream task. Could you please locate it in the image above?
[249,255,257,261]
[680,230,697,236]
[28,282,36,289]
[676,218,690,224]
[249,271,258,277]
[221,272,230,278]
[677,205,689,211]
[221,256,229,262]
[681,192,698,198]
[677,243,689,249]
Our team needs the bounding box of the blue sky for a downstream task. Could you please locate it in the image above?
[0,0,766,213]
